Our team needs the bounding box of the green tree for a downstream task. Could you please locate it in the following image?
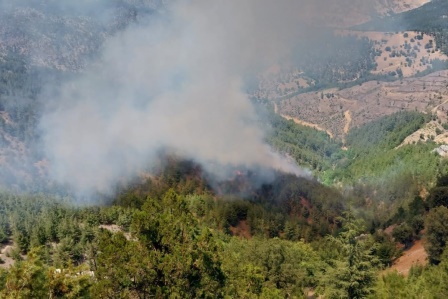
[321,213,378,299]
[47,263,92,299]
[0,248,47,298]
[94,189,226,298]
[425,206,448,264]
[392,223,414,248]
[427,187,448,208]
[408,196,426,216]
[92,230,153,298]
[222,237,321,298]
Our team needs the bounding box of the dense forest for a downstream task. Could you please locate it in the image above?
[2,67,446,296]
[0,51,447,298]
[1,0,448,298]
[1,160,448,298]
[1,88,448,297]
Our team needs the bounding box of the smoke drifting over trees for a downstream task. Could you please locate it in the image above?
[38,0,325,196]
[0,0,387,197]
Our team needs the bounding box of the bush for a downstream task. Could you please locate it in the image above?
[392,223,414,247]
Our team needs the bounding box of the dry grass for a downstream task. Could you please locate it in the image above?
[274,103,334,138]
[386,240,428,276]
[0,240,18,269]
[278,70,448,140]
[338,31,448,77]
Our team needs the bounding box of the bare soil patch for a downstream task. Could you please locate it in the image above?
[398,120,448,147]
[0,240,18,269]
[274,103,334,138]
[229,220,251,239]
[278,70,448,140]
[386,240,428,276]
[0,112,13,125]
[340,31,448,78]
[343,110,352,134]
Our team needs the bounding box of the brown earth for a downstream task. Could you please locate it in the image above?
[229,220,251,239]
[0,240,19,269]
[274,103,334,138]
[386,240,428,276]
[277,70,448,140]
[0,112,13,125]
[343,110,352,134]
[337,30,448,77]
[257,30,447,102]
[398,120,448,147]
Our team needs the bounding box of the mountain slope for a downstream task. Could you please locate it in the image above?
[276,70,448,140]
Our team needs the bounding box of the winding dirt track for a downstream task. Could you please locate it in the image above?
[343,110,352,134]
[274,103,334,138]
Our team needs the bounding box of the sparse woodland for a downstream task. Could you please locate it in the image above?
[357,0,448,57]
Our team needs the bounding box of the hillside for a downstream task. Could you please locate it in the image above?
[356,0,448,56]
[254,1,448,106]
[276,70,448,140]
[0,156,448,298]
[303,0,430,28]
[0,1,163,190]
[1,1,448,298]
[0,0,161,71]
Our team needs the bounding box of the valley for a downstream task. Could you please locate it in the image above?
[276,70,448,140]
[0,0,448,298]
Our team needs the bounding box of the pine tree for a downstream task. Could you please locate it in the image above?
[321,212,378,299]
[425,206,448,264]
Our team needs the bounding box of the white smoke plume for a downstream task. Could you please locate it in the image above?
[38,0,344,196]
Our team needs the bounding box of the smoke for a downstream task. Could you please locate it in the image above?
[37,0,320,196]
[34,0,407,198]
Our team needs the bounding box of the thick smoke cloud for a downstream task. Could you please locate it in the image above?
[39,0,317,196]
[38,0,389,196]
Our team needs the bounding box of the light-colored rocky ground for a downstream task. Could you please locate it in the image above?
[338,30,448,77]
[257,30,447,102]
[277,70,448,140]
[0,241,19,269]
